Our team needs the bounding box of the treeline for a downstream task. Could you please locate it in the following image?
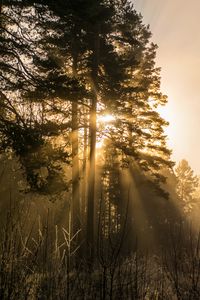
[1,0,175,259]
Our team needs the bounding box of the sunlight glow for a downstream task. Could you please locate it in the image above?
[96,140,104,150]
[98,114,115,123]
[96,114,116,152]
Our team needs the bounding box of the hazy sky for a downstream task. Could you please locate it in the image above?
[133,0,200,173]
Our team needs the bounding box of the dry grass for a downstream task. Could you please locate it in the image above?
[0,204,200,299]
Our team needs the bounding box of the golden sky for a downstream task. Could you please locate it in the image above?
[133,0,200,173]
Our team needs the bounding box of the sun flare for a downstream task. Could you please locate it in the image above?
[98,114,115,123]
[96,114,116,150]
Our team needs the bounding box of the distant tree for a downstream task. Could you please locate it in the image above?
[175,159,199,214]
[193,175,200,200]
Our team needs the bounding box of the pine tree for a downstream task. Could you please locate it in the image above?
[175,159,198,214]
[1,2,71,193]
[108,1,173,180]
[0,3,44,167]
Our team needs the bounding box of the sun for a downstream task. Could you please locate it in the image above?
[96,114,116,150]
[98,114,115,123]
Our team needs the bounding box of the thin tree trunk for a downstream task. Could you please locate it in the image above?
[72,101,81,236]
[86,92,97,261]
[86,22,100,263]
[81,107,88,223]
[71,55,81,238]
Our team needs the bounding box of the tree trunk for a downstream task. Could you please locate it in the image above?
[71,56,81,239]
[86,92,97,261]
[72,101,81,236]
[81,106,88,224]
[86,23,100,263]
